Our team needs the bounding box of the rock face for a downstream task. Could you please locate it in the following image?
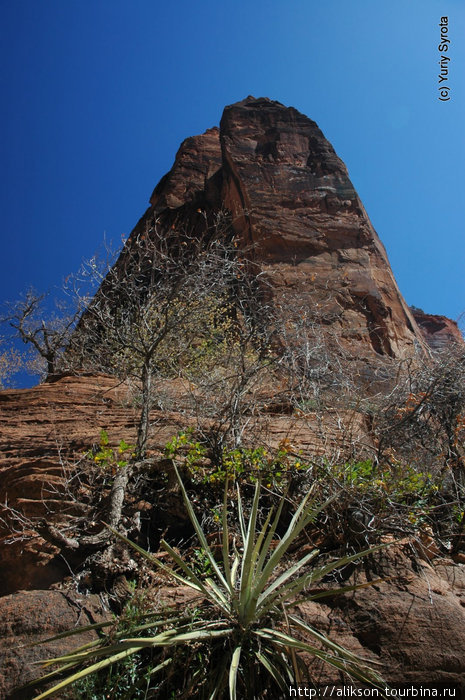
[0,374,139,595]
[2,98,464,694]
[2,548,465,694]
[0,589,109,699]
[150,126,223,210]
[412,308,464,350]
[299,544,465,690]
[0,374,369,596]
[138,97,426,369]
[0,373,194,596]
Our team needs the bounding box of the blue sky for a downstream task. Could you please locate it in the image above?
[1,0,464,385]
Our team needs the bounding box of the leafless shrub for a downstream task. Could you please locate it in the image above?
[370,346,465,475]
[70,211,277,460]
[0,336,22,387]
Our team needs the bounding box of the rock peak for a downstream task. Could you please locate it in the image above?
[138,98,427,365]
[228,95,286,108]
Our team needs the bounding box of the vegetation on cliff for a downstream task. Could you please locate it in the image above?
[1,211,464,697]
[1,96,464,695]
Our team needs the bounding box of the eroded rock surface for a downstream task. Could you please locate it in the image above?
[0,374,168,596]
[128,97,428,371]
[412,308,463,350]
[3,550,465,696]
[0,589,109,699]
[298,545,465,689]
[0,374,369,596]
[220,98,424,361]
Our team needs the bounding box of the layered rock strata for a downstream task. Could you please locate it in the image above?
[0,374,368,596]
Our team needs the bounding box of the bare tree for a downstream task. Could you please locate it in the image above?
[180,284,278,459]
[371,345,465,476]
[1,288,85,380]
[73,211,271,460]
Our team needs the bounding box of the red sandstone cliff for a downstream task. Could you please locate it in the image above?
[412,307,464,350]
[143,97,425,365]
[2,98,465,695]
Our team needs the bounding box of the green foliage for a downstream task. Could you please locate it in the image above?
[86,429,135,470]
[453,505,465,524]
[165,428,208,470]
[69,594,159,699]
[30,470,388,699]
[165,431,310,489]
[191,546,215,578]
[320,459,443,529]
[334,460,439,500]
[70,655,155,700]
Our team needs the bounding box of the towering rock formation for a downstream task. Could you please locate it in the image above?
[2,99,465,696]
[126,96,424,374]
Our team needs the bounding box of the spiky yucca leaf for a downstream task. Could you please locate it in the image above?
[229,645,242,699]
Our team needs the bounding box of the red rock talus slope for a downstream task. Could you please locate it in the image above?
[143,97,425,367]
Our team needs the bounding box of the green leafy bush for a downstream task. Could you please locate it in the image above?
[86,429,135,470]
[165,430,310,489]
[298,458,446,547]
[333,459,439,501]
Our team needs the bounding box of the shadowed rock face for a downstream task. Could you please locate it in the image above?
[138,97,426,366]
[150,126,223,211]
[0,590,109,698]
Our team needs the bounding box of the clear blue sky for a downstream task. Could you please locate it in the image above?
[1,0,464,380]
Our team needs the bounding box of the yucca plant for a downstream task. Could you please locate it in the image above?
[27,466,388,698]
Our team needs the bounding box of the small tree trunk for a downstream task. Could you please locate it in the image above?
[107,464,131,529]
[137,361,152,459]
[46,354,56,376]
